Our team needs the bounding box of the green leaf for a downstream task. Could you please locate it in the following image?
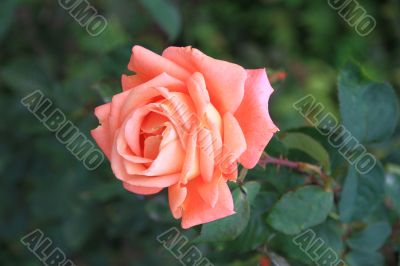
[230,190,277,253]
[197,185,254,242]
[346,221,391,251]
[266,186,334,235]
[385,170,400,216]
[338,62,399,143]
[268,252,291,266]
[280,132,331,172]
[264,167,306,195]
[269,231,314,265]
[339,163,385,222]
[231,212,269,253]
[283,219,344,265]
[138,0,181,41]
[241,181,261,205]
[287,127,348,179]
[339,167,358,222]
[345,250,384,266]
[254,191,279,213]
[265,135,288,158]
[312,218,344,256]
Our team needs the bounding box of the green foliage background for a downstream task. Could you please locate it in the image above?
[1,0,400,265]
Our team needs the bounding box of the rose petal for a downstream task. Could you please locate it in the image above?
[94,103,111,122]
[197,170,222,208]
[235,69,279,169]
[181,178,234,229]
[131,72,186,92]
[143,123,185,176]
[121,74,147,91]
[198,128,214,182]
[116,130,153,163]
[91,126,111,160]
[143,135,162,160]
[187,72,210,116]
[111,136,180,187]
[122,173,180,188]
[168,183,187,219]
[222,112,247,165]
[124,107,151,156]
[128,45,190,81]
[157,91,197,149]
[159,92,196,134]
[91,103,112,159]
[223,165,238,181]
[121,78,177,118]
[141,112,167,134]
[181,129,199,184]
[204,104,223,164]
[124,160,146,175]
[123,182,163,195]
[109,90,131,134]
[163,46,247,113]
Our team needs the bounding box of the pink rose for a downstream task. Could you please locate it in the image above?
[91,46,278,228]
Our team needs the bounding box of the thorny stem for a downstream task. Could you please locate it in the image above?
[237,167,248,183]
[237,168,248,194]
[259,152,334,191]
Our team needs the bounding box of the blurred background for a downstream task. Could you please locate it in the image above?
[1,0,399,265]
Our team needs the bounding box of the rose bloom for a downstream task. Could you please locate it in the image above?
[91,46,278,229]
